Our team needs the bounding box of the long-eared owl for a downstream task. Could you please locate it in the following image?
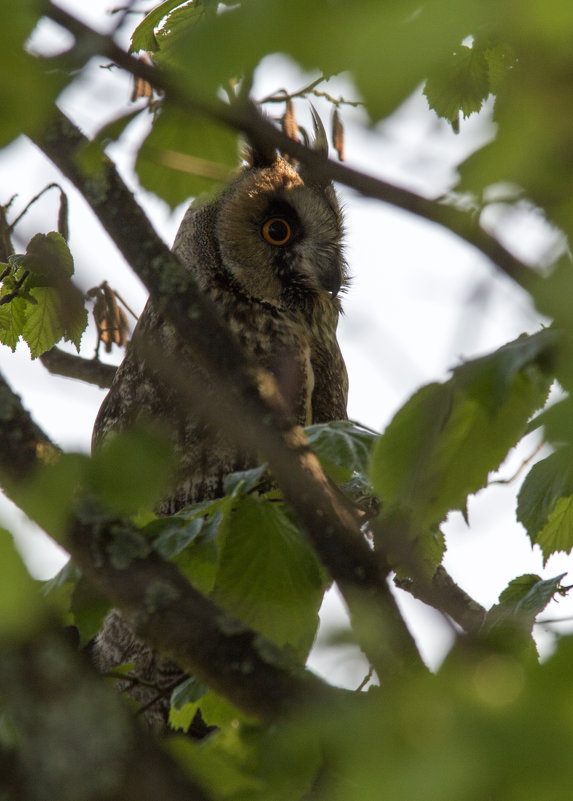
[92,131,349,730]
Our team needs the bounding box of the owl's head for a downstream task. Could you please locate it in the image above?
[212,144,347,312]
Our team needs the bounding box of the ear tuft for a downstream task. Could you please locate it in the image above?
[241,140,278,169]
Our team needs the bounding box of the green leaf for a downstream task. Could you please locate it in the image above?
[213,496,327,658]
[424,45,490,124]
[130,0,200,53]
[498,574,543,606]
[305,420,377,483]
[21,286,65,358]
[148,497,225,595]
[0,4,65,146]
[533,495,573,566]
[23,232,74,282]
[0,295,27,351]
[370,331,553,534]
[136,102,237,208]
[5,234,88,356]
[517,448,573,562]
[487,573,566,643]
[147,514,206,559]
[0,528,45,639]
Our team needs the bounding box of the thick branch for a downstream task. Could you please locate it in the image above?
[33,109,424,677]
[40,346,117,388]
[45,1,534,292]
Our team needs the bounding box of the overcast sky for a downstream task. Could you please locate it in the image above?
[1,1,571,683]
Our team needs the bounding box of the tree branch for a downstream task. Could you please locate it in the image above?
[40,346,117,388]
[0,369,346,725]
[32,108,424,678]
[395,566,486,635]
[0,628,213,801]
[45,1,535,292]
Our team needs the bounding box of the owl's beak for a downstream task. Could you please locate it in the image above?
[318,262,343,298]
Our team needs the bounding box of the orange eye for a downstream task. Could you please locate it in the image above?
[261,217,292,246]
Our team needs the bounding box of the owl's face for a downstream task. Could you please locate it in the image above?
[215,155,347,310]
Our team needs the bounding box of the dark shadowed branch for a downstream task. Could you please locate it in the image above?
[0,627,214,801]
[40,346,117,387]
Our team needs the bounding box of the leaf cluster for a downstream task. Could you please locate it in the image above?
[0,232,87,357]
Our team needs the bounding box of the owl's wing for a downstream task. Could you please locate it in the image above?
[310,336,348,423]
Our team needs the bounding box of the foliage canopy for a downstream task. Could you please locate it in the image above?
[2,1,573,799]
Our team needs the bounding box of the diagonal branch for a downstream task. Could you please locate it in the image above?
[0,370,342,723]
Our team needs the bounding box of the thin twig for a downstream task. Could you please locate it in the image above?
[9,182,63,230]
[0,269,29,305]
[490,439,546,486]
[258,77,326,104]
[355,666,374,692]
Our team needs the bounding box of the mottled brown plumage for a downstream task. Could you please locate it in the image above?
[92,145,348,729]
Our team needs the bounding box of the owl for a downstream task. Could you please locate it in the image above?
[92,132,349,730]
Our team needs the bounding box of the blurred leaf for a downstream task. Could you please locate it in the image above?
[150,0,486,120]
[305,420,377,484]
[89,425,176,516]
[168,722,261,795]
[0,3,65,146]
[42,559,80,625]
[0,528,45,638]
[136,103,237,207]
[70,576,110,647]
[370,331,553,535]
[13,453,88,542]
[457,10,573,238]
